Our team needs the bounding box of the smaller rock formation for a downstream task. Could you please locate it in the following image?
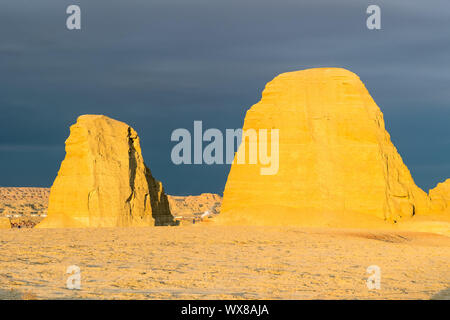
[0,187,49,219]
[0,217,11,229]
[37,115,176,228]
[429,179,450,215]
[168,193,222,217]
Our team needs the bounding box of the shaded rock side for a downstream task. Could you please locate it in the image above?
[37,115,176,228]
[220,68,430,227]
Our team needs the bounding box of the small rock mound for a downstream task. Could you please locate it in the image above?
[168,193,222,217]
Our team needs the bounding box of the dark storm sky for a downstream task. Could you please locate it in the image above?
[0,0,449,195]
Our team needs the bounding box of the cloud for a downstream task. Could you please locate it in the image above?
[0,0,449,193]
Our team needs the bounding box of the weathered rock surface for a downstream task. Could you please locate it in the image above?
[0,187,49,218]
[429,179,450,215]
[220,68,432,227]
[37,115,176,228]
[168,193,222,217]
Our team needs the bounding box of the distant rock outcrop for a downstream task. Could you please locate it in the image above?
[37,115,176,228]
[168,193,222,217]
[220,68,436,228]
[0,187,49,219]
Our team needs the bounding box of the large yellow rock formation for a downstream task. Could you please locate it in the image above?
[37,115,176,228]
[220,68,437,228]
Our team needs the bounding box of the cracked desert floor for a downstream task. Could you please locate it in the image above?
[0,225,449,299]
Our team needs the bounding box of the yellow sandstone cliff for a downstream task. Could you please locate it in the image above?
[219,68,448,230]
[37,115,176,228]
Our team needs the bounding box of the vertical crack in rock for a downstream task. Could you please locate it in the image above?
[144,165,177,226]
[126,127,138,221]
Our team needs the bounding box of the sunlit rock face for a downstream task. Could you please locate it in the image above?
[429,179,450,215]
[37,115,175,228]
[220,68,431,227]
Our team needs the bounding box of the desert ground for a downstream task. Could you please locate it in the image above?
[0,225,448,300]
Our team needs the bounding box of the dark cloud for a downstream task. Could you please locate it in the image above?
[0,0,449,194]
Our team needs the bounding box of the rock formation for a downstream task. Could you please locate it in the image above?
[37,115,176,228]
[429,179,450,215]
[168,193,222,217]
[219,68,435,227]
[0,217,11,229]
[0,187,49,218]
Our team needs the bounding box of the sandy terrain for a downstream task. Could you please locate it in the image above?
[0,225,448,300]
